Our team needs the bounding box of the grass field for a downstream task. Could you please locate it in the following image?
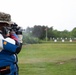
[18,42,76,75]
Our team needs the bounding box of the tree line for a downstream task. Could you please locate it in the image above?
[23,25,76,44]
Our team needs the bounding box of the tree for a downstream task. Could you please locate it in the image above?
[60,30,70,38]
[47,27,54,40]
[24,25,76,41]
[71,27,76,38]
[32,25,46,39]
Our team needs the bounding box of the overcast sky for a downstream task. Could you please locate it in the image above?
[0,0,76,31]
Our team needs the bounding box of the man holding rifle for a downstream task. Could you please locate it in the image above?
[0,12,23,75]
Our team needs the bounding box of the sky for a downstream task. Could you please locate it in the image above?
[0,0,76,31]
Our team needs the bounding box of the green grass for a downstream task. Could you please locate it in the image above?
[18,42,76,75]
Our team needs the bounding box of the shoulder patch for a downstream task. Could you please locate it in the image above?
[3,41,7,45]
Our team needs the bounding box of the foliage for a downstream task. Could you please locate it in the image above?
[71,27,76,37]
[24,25,76,42]
[23,32,40,44]
[32,25,46,39]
